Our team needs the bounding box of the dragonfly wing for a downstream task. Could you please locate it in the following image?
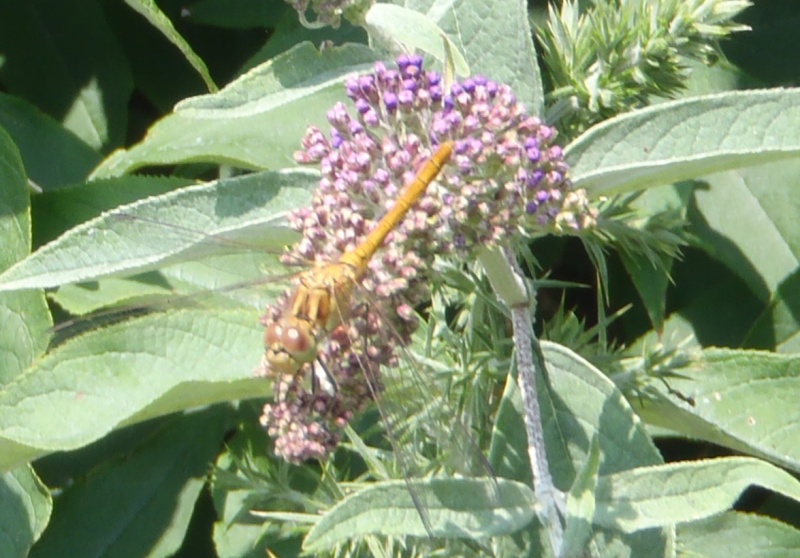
[3,170,322,344]
[380,314,495,479]
[0,169,315,293]
[329,292,497,536]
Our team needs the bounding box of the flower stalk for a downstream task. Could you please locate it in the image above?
[485,244,565,553]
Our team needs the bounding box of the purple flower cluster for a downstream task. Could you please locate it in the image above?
[259,54,593,463]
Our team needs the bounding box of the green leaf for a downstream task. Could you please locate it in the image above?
[90,42,379,177]
[648,248,763,348]
[0,126,54,557]
[677,511,800,556]
[302,477,535,552]
[0,308,267,471]
[567,89,800,195]
[29,408,231,558]
[595,457,800,533]
[50,253,282,317]
[691,159,800,299]
[0,126,51,383]
[0,0,132,150]
[682,157,800,350]
[748,268,800,351]
[124,0,217,92]
[416,0,543,113]
[363,4,469,77]
[561,437,601,557]
[489,342,669,555]
[0,94,100,189]
[634,348,800,476]
[0,466,51,558]
[490,341,663,485]
[31,175,195,246]
[0,162,314,472]
[0,169,315,292]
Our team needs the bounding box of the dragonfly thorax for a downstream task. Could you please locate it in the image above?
[264,261,360,375]
[289,262,360,331]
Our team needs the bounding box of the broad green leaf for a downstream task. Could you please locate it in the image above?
[0,466,51,558]
[33,419,170,489]
[29,408,231,558]
[490,341,662,486]
[634,348,800,476]
[0,129,54,556]
[646,249,764,348]
[677,511,800,557]
[50,253,282,317]
[31,175,194,246]
[682,158,800,351]
[567,89,800,196]
[412,0,543,113]
[0,308,267,472]
[748,268,800,352]
[0,0,131,150]
[302,477,534,552]
[561,437,601,558]
[0,127,51,384]
[90,42,379,177]
[594,457,800,533]
[124,0,217,92]
[692,159,800,299]
[0,169,316,292]
[488,342,668,556]
[0,94,100,189]
[363,4,469,77]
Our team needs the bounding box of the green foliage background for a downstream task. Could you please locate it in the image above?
[2,0,800,557]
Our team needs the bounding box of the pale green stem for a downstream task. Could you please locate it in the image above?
[478,244,565,553]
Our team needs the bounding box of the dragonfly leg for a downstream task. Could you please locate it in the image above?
[312,357,339,397]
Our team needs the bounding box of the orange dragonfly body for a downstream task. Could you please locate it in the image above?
[263,140,454,376]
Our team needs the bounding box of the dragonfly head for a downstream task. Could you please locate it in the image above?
[264,316,318,375]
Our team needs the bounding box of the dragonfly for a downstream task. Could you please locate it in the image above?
[15,138,492,539]
[263,140,454,376]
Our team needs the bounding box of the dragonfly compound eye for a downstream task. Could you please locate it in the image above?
[265,317,315,356]
[264,319,318,375]
[264,323,283,347]
[280,324,314,357]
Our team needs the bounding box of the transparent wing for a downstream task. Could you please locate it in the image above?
[358,295,497,479]
[3,170,318,343]
[328,283,498,537]
[2,168,316,297]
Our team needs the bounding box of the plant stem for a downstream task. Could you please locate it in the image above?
[479,245,564,553]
